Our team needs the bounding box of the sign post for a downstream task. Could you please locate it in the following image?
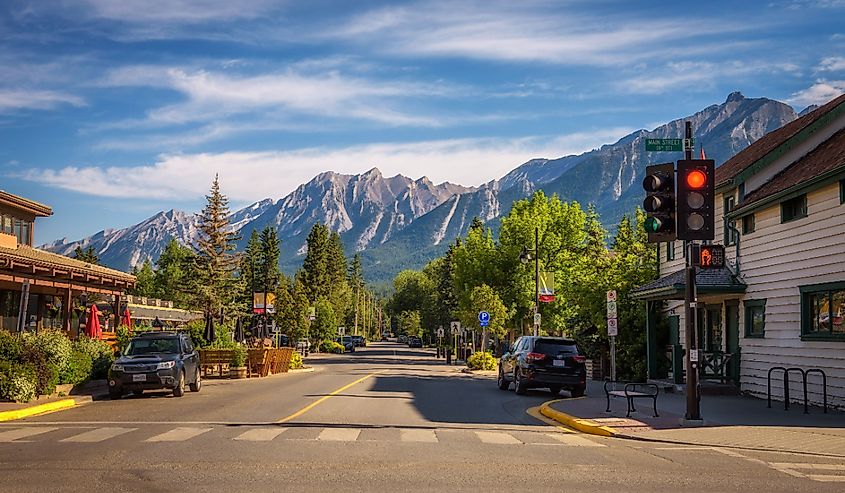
[437,326,444,358]
[450,321,460,365]
[607,290,618,382]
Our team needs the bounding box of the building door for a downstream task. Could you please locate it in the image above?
[725,302,740,385]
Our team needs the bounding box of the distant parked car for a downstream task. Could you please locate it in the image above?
[335,336,356,352]
[498,336,586,397]
[108,331,201,399]
[398,335,408,344]
[351,335,366,347]
[296,339,310,355]
[407,336,422,348]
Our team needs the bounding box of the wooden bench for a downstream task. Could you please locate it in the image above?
[604,380,659,417]
[247,349,271,378]
[199,349,234,377]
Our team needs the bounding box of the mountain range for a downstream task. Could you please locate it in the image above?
[43,92,802,283]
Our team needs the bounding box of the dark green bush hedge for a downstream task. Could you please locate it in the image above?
[59,348,93,386]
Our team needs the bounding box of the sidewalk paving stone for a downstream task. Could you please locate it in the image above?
[545,381,845,456]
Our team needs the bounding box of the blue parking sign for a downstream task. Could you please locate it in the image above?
[478,311,490,326]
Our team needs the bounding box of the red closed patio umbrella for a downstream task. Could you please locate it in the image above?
[86,304,102,339]
[121,307,132,329]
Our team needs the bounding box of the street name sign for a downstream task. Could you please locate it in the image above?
[478,311,490,327]
[645,138,694,152]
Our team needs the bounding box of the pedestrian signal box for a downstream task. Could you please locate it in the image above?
[691,244,725,269]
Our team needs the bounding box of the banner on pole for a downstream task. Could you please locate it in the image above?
[539,272,555,302]
[253,292,276,314]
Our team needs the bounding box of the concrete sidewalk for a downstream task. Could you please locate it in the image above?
[542,381,845,457]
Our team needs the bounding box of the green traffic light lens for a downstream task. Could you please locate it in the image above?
[645,217,662,232]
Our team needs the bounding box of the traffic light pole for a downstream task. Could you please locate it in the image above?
[684,243,701,421]
[683,121,702,422]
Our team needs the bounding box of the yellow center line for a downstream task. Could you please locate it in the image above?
[276,370,385,424]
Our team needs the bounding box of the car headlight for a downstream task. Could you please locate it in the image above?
[111,363,124,372]
[156,361,176,370]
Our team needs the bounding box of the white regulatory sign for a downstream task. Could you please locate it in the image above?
[606,290,617,302]
[533,312,541,326]
[690,349,699,362]
[606,301,617,319]
[450,321,461,335]
[607,318,618,337]
[437,327,445,338]
[337,326,346,336]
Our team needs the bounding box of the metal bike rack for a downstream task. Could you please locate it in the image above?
[767,366,828,413]
[803,369,828,414]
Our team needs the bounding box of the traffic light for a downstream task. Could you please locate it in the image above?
[642,162,676,243]
[677,159,715,240]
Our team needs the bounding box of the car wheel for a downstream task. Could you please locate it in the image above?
[189,368,202,392]
[548,386,562,396]
[173,370,185,397]
[109,390,122,400]
[514,369,527,395]
[497,366,510,390]
[570,385,586,398]
[132,389,144,396]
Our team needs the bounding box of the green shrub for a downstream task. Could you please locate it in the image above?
[72,336,114,379]
[58,348,93,385]
[22,330,72,370]
[0,361,37,403]
[0,330,23,361]
[289,351,304,370]
[230,345,247,367]
[318,340,344,354]
[467,351,497,371]
[185,319,207,348]
[19,346,59,396]
[116,325,132,355]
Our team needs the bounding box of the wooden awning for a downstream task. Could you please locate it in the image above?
[0,244,135,294]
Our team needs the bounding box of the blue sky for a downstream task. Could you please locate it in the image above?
[1,0,843,245]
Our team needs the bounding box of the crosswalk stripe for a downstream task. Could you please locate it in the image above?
[145,427,212,442]
[317,428,360,442]
[546,433,605,447]
[475,431,522,445]
[234,428,287,441]
[0,427,59,442]
[61,427,136,443]
[400,429,438,443]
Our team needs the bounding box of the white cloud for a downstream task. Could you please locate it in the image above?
[817,56,845,72]
[101,65,461,128]
[325,1,752,66]
[22,130,633,202]
[617,61,801,95]
[0,89,84,112]
[78,0,280,23]
[786,80,845,107]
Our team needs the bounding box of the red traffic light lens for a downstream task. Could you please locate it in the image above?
[686,170,706,189]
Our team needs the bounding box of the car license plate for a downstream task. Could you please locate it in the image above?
[553,360,565,367]
[132,374,147,382]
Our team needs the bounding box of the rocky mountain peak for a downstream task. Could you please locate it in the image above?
[726,91,746,103]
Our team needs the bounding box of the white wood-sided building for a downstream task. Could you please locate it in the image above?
[633,93,845,409]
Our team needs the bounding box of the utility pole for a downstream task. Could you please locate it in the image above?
[533,226,539,337]
[353,284,359,336]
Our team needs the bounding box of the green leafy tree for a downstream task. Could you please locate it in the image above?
[312,298,337,343]
[155,239,195,306]
[398,310,422,337]
[458,284,509,349]
[129,261,157,297]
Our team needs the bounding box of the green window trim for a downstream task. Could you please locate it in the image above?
[723,196,737,246]
[744,299,766,338]
[800,281,845,341]
[780,194,807,223]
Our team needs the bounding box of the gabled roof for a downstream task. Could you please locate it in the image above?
[735,127,845,212]
[715,93,845,188]
[631,266,746,301]
[0,190,52,217]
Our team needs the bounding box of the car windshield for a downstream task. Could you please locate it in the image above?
[342,336,352,343]
[533,339,578,356]
[126,337,180,355]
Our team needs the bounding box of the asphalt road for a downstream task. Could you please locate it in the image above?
[1,342,842,492]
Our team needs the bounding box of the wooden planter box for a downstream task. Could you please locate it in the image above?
[228,367,247,379]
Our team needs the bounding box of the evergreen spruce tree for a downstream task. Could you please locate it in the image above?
[155,239,195,307]
[238,229,262,314]
[195,174,239,316]
[301,223,330,302]
[72,246,99,265]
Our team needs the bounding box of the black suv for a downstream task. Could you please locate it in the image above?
[108,331,201,399]
[351,335,366,347]
[498,336,586,397]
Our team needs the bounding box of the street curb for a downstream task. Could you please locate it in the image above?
[0,398,77,422]
[613,433,845,459]
[539,399,618,437]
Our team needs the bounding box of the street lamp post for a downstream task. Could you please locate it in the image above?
[519,226,540,337]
